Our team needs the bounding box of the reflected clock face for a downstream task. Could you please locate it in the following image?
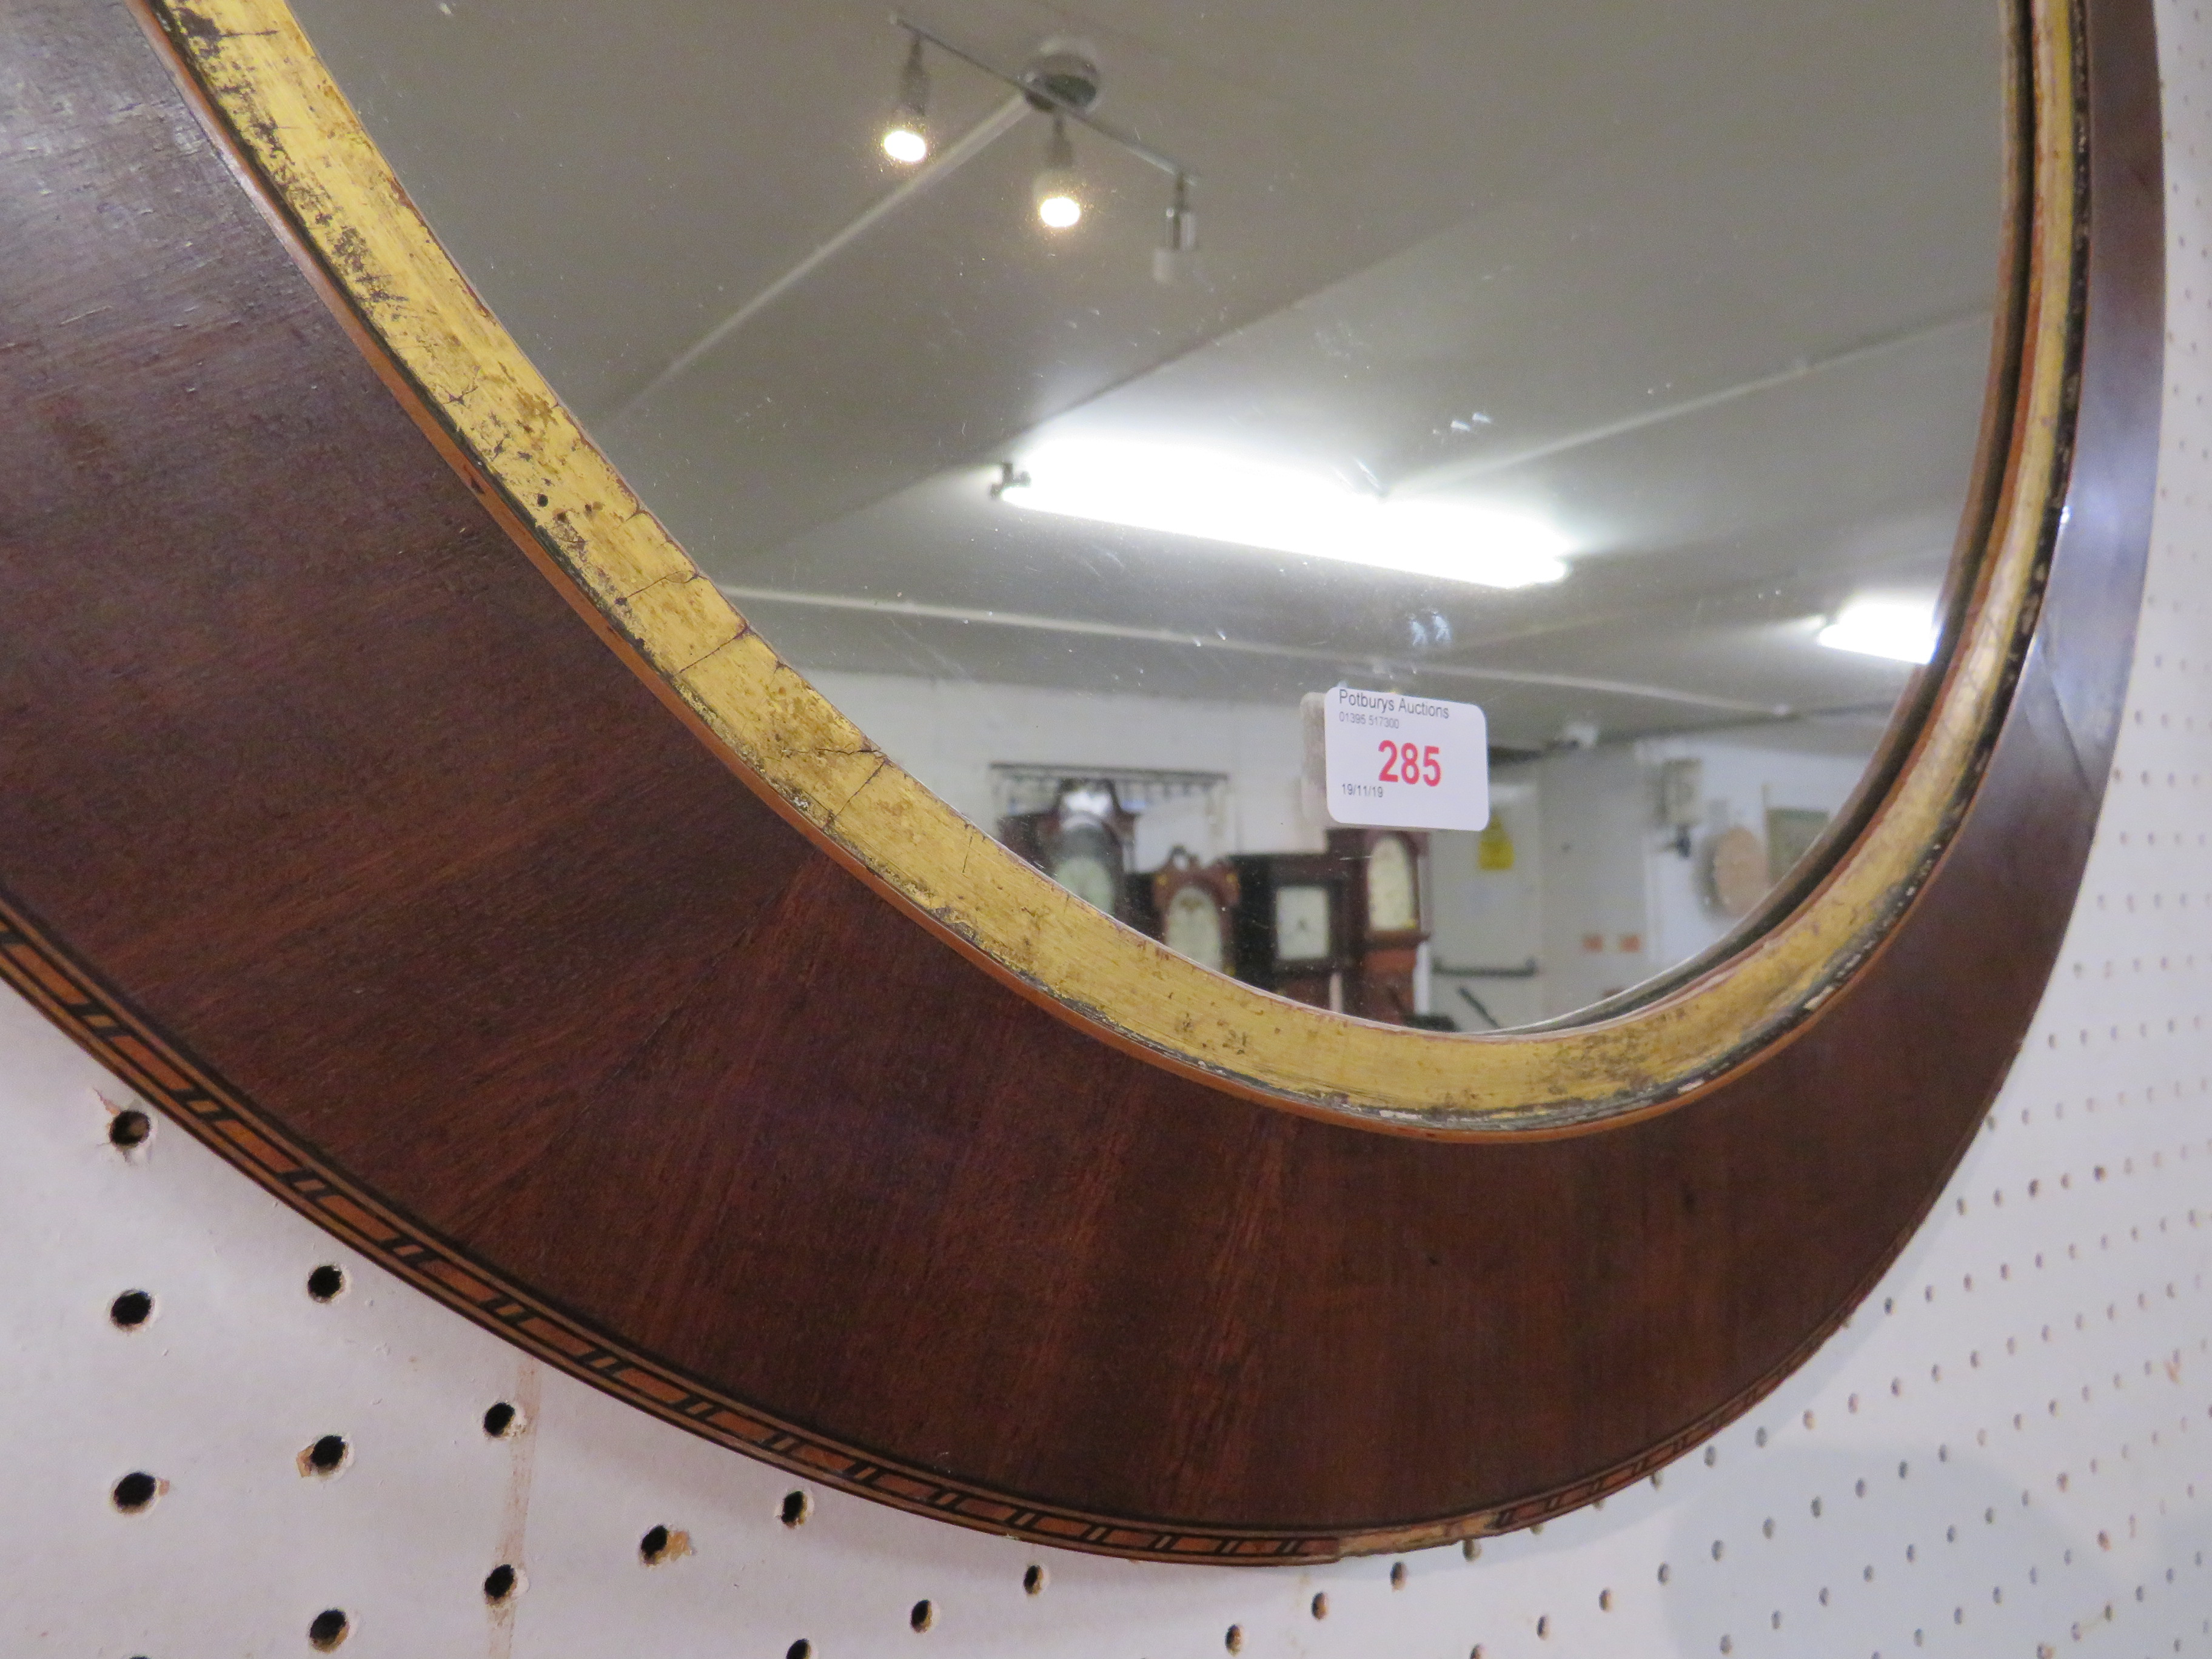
[1367,834,1418,933]
[1709,824,1769,917]
[1047,816,1124,917]
[1275,884,1333,963]
[1162,885,1225,973]
[1051,852,1121,917]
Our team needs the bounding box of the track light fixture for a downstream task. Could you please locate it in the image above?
[1033,118,1082,230]
[1155,171,1197,283]
[880,35,930,164]
[888,16,1196,264]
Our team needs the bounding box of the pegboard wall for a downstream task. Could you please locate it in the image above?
[5,5,2211,1654]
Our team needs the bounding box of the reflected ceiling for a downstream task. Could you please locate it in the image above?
[293,0,2000,752]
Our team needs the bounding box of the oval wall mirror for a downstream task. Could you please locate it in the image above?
[0,0,2158,1561]
[292,0,2008,1059]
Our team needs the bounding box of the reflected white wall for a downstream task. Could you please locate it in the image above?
[1638,731,1873,971]
[808,669,1324,860]
[1427,730,1871,1024]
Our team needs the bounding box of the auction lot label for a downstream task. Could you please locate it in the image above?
[1321,685,1490,831]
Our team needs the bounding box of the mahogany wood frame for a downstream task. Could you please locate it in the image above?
[0,0,2161,1559]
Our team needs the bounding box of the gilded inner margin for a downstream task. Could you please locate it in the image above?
[151,0,2080,1131]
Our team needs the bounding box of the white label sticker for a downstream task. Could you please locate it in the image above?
[1320,685,1490,831]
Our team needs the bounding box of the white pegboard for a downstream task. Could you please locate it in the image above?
[6,4,2212,1654]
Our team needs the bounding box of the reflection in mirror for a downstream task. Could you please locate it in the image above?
[292,0,2000,1028]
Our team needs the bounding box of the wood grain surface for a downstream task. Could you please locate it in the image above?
[0,0,2162,1558]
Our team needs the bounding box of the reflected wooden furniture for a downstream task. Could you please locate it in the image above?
[1127,850,1241,976]
[1233,831,1433,1025]
[1330,828,1431,1025]
[997,781,1138,923]
[1229,850,1353,1009]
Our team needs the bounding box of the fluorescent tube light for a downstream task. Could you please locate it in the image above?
[994,441,1569,589]
[1816,598,1937,663]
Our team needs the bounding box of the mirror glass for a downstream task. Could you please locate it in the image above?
[292,0,2002,1029]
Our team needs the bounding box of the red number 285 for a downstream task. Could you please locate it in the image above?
[1377,741,1443,786]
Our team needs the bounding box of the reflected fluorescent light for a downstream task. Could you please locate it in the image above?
[1817,598,1937,663]
[995,441,1570,588]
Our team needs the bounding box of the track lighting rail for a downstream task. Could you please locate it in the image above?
[890,14,1194,187]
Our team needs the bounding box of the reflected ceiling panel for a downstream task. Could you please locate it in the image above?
[294,0,2001,1020]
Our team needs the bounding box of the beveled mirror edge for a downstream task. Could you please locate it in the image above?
[143,0,2084,1134]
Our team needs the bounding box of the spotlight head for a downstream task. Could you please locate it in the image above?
[1033,116,1082,230]
[881,34,930,166]
[1154,173,1197,282]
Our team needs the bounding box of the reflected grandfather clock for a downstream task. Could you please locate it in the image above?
[1127,847,1242,974]
[1329,827,1431,1024]
[998,781,1137,923]
[1228,850,1351,1010]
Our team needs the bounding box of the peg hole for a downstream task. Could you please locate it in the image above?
[298,1433,350,1478]
[109,1290,153,1329]
[307,1609,349,1651]
[112,1470,159,1512]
